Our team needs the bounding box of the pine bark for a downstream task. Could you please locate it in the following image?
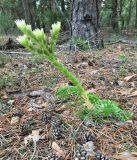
[21,0,36,29]
[135,0,137,27]
[119,0,124,29]
[111,0,118,30]
[71,0,101,48]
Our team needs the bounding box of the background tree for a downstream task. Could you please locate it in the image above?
[136,0,137,27]
[21,0,36,29]
[71,0,101,48]
[111,0,118,31]
[0,0,137,36]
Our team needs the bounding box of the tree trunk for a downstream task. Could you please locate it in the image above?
[71,0,102,48]
[61,0,68,30]
[39,0,47,31]
[111,0,118,31]
[21,0,36,29]
[127,0,132,27]
[135,0,137,27]
[61,0,65,12]
[119,0,124,29]
[33,0,40,28]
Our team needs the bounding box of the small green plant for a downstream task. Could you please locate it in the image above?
[87,92,100,104]
[16,20,133,121]
[15,20,91,108]
[56,85,80,98]
[56,85,100,103]
[0,53,11,65]
[56,85,133,121]
[75,107,92,120]
[0,74,11,89]
[92,100,132,121]
[117,65,126,77]
[75,99,132,121]
[117,54,128,61]
[70,37,90,50]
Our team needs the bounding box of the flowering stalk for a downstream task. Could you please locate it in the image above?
[15,20,93,109]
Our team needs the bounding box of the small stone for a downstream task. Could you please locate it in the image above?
[83,141,94,154]
[12,109,23,117]
[117,81,124,86]
[81,62,88,69]
[11,116,20,125]
[83,118,94,127]
[7,100,14,105]
[18,64,28,71]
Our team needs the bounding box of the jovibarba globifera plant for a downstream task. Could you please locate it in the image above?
[15,20,92,109]
[56,85,133,121]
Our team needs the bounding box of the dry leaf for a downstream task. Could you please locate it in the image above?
[55,104,68,112]
[24,129,42,146]
[113,151,137,160]
[52,141,65,158]
[41,102,48,108]
[0,149,10,157]
[31,130,42,141]
[118,88,134,96]
[124,74,137,82]
[87,153,95,160]
[0,127,6,131]
[27,107,35,112]
[10,116,20,125]
[132,152,137,156]
[2,95,8,99]
[129,91,137,97]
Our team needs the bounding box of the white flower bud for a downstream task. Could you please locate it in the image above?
[15,19,32,34]
[51,22,61,35]
[16,35,28,47]
[26,25,32,31]
[15,20,26,32]
[33,28,45,41]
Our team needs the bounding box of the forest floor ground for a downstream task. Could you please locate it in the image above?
[0,38,137,160]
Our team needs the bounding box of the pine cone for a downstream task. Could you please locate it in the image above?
[75,146,87,160]
[48,153,60,160]
[131,128,137,145]
[20,123,32,135]
[95,151,109,160]
[51,116,62,126]
[52,125,62,139]
[82,132,95,143]
[42,112,52,124]
[20,117,34,135]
